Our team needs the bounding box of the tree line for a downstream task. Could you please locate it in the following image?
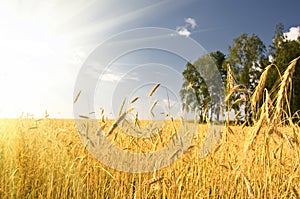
[180,23,300,124]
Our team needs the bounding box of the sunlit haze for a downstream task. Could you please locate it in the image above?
[0,0,299,118]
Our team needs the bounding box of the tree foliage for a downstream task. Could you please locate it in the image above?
[268,23,300,116]
[228,33,267,91]
[180,52,226,122]
[180,24,300,124]
[180,62,210,120]
[227,33,268,123]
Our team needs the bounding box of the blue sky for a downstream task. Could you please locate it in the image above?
[0,0,299,118]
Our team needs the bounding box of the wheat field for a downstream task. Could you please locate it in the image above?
[1,57,299,198]
[0,118,299,198]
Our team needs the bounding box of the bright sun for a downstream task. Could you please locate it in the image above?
[0,0,163,118]
[0,1,74,118]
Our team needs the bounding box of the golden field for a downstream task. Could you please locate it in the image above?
[0,118,299,198]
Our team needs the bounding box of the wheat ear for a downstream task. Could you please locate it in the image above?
[273,56,300,123]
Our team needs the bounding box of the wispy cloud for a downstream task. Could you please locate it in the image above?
[176,26,191,37]
[284,26,300,41]
[185,17,197,29]
[63,0,176,42]
[176,17,197,37]
[101,72,140,83]
[101,73,122,82]
[162,99,179,109]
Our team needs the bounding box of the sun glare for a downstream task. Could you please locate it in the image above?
[0,1,73,118]
[0,0,172,118]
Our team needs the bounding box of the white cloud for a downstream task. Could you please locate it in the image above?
[185,17,197,29]
[176,17,197,37]
[101,73,122,82]
[100,72,140,82]
[284,26,300,41]
[162,99,179,108]
[68,47,88,65]
[176,26,191,37]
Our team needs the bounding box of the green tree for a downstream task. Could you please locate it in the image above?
[205,51,227,121]
[228,33,267,91]
[180,52,226,122]
[269,23,300,116]
[210,51,227,84]
[228,33,268,123]
[266,23,285,90]
[180,62,210,121]
[269,23,285,59]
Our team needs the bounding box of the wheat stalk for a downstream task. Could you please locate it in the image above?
[233,110,242,121]
[134,112,140,128]
[243,173,254,198]
[150,100,159,117]
[225,85,249,102]
[118,98,126,116]
[273,56,300,123]
[107,107,134,136]
[251,64,273,108]
[144,176,164,185]
[226,64,235,91]
[149,83,160,97]
[264,89,272,124]
[73,90,81,104]
[130,96,139,104]
[232,97,246,105]
[244,105,266,153]
[100,108,105,123]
